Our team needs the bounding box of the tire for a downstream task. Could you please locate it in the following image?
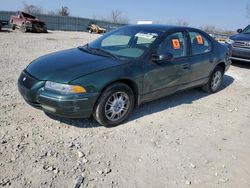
[202,66,224,93]
[20,24,27,33]
[11,24,16,30]
[93,83,135,127]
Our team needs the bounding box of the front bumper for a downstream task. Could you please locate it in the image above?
[231,47,250,62]
[18,71,99,118]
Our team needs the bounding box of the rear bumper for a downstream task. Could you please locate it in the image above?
[18,72,99,118]
[231,47,250,62]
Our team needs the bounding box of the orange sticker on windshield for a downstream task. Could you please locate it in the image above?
[172,39,180,49]
[196,35,203,44]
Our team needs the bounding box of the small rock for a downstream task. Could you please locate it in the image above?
[185,180,191,185]
[189,163,196,168]
[53,169,59,174]
[98,170,103,175]
[219,178,229,183]
[68,142,74,148]
[74,175,84,188]
[1,140,7,144]
[104,168,112,174]
[232,155,237,160]
[77,151,85,158]
[82,158,88,163]
[75,143,81,149]
[46,150,53,157]
[47,166,54,171]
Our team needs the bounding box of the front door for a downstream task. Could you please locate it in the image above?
[142,31,192,102]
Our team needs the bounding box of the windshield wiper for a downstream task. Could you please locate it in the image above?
[92,48,119,59]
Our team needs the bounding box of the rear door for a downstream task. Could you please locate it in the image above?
[143,31,192,102]
[187,30,215,85]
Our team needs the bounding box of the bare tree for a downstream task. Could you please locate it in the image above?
[57,6,70,16]
[176,20,189,26]
[23,2,43,14]
[109,9,129,24]
[47,10,56,16]
[200,25,235,35]
[200,25,216,34]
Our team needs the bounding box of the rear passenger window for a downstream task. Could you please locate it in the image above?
[189,32,212,55]
[157,32,187,58]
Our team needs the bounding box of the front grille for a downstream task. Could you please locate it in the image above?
[233,41,250,49]
[18,71,38,89]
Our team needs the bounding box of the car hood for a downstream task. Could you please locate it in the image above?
[230,33,250,41]
[26,48,123,83]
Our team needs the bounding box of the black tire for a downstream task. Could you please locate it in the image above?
[11,24,15,30]
[93,83,135,127]
[20,24,27,33]
[202,66,224,93]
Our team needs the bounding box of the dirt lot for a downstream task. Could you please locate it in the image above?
[0,29,250,188]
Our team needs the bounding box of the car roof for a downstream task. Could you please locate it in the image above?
[126,24,198,32]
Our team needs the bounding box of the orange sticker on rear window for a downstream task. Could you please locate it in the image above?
[172,39,180,49]
[196,35,203,44]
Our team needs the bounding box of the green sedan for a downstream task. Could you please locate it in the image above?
[18,24,231,127]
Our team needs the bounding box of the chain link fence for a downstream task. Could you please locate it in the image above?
[0,10,124,32]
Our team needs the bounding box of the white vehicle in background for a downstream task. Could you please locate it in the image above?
[137,21,153,24]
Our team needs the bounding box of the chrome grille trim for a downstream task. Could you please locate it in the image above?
[233,41,250,49]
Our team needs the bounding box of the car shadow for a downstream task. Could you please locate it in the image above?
[232,60,250,69]
[45,75,234,128]
[0,29,12,33]
[45,113,101,128]
[130,75,234,121]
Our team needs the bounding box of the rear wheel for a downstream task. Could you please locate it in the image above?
[202,66,224,93]
[93,83,135,127]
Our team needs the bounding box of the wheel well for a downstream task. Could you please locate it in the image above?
[100,79,139,108]
[217,62,226,73]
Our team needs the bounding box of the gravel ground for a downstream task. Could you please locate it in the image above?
[0,29,250,188]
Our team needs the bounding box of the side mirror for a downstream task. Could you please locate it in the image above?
[237,29,243,33]
[152,52,173,63]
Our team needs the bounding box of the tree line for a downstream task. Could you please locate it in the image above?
[22,2,250,33]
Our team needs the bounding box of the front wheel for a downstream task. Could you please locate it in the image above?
[202,66,224,93]
[20,24,27,33]
[93,83,135,127]
[11,24,16,30]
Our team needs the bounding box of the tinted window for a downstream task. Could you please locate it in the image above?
[189,32,212,55]
[157,32,187,58]
[242,25,250,34]
[89,27,163,59]
[102,35,131,47]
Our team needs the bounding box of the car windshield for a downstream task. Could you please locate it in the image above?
[87,26,163,59]
[242,25,250,34]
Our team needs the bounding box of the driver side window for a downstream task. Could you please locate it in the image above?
[157,32,187,58]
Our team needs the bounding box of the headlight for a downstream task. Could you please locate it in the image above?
[226,38,234,44]
[44,81,86,94]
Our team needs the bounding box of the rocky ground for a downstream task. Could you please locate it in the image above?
[0,29,250,188]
